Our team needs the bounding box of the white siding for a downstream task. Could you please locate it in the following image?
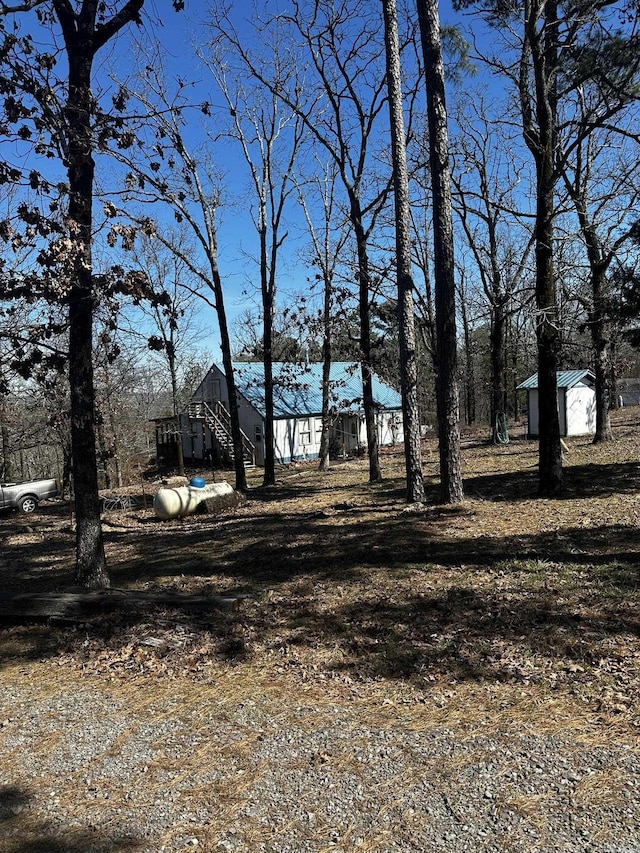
[527,384,595,437]
[378,411,403,446]
[274,417,319,464]
[272,411,403,464]
[566,385,596,436]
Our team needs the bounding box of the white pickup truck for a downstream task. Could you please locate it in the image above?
[0,478,61,513]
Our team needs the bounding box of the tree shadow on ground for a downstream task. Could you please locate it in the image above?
[105,508,640,590]
[464,460,640,502]
[0,529,75,596]
[2,450,639,691]
[264,578,640,687]
[0,785,142,852]
[106,504,639,687]
[3,456,635,594]
[1,499,638,691]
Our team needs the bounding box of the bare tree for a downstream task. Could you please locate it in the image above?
[123,233,206,475]
[558,96,640,442]
[0,0,179,586]
[205,55,305,486]
[455,263,477,427]
[451,93,535,441]
[112,62,249,491]
[457,0,640,488]
[408,155,437,366]
[296,161,350,472]
[416,0,464,503]
[209,0,412,483]
[382,0,425,503]
[453,0,562,492]
[521,0,563,493]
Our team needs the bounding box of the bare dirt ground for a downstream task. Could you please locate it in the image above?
[1,409,639,852]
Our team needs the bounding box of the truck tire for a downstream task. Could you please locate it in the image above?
[18,495,38,514]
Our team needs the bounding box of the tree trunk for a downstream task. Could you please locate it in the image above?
[351,204,382,483]
[534,183,562,493]
[169,351,186,476]
[101,358,123,489]
[62,440,72,497]
[382,0,424,503]
[561,149,614,441]
[111,420,123,488]
[175,420,185,478]
[318,274,332,472]
[1,402,13,481]
[52,0,147,586]
[66,47,109,588]
[261,213,276,487]
[490,301,506,441]
[523,0,563,496]
[262,336,276,486]
[591,277,613,442]
[212,264,247,492]
[574,223,613,443]
[417,0,463,504]
[95,404,111,490]
[459,282,476,426]
[609,338,620,410]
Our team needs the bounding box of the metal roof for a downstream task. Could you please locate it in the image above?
[517,369,595,390]
[229,361,402,419]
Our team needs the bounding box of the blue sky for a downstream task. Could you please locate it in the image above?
[2,0,499,371]
[112,0,486,364]
[110,2,326,360]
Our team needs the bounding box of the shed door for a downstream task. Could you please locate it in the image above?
[528,390,539,436]
[558,389,567,436]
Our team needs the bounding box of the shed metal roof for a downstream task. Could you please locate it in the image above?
[517,369,595,390]
[228,361,402,419]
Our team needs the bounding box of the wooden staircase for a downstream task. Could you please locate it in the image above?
[187,400,256,468]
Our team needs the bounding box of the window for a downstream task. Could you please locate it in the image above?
[300,418,311,446]
[254,425,263,443]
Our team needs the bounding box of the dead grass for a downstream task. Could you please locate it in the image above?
[1,408,639,746]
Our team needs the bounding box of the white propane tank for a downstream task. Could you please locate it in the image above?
[154,481,234,520]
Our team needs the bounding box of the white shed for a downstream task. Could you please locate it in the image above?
[517,370,596,438]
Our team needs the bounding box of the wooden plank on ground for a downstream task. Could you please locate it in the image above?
[0,587,242,622]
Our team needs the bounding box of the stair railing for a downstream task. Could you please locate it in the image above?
[188,399,256,467]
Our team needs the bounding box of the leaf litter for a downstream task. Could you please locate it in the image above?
[1,409,639,850]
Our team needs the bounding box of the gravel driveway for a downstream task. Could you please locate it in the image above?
[2,668,639,853]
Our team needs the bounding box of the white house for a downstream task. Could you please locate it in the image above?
[155,362,404,468]
[517,369,596,438]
